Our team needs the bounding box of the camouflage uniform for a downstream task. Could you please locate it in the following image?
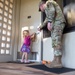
[39,0,65,56]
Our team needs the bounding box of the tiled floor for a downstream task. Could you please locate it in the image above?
[0,63,75,75]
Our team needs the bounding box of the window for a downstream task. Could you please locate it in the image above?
[0,0,14,55]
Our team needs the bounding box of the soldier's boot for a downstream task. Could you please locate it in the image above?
[45,56,62,68]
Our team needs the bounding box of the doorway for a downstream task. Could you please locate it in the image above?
[0,0,14,62]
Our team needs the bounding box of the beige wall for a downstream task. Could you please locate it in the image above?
[13,0,21,61]
[18,0,41,61]
[20,0,41,27]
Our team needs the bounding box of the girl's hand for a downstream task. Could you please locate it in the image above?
[47,22,52,31]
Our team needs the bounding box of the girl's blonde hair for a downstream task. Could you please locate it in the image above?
[23,30,29,33]
[23,30,29,38]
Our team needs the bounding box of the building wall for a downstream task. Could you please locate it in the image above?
[62,32,75,69]
[18,0,42,61]
[13,0,21,61]
[0,0,18,62]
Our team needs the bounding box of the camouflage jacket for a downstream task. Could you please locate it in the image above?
[40,0,65,30]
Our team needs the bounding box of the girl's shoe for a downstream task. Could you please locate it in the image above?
[21,60,24,63]
[24,60,30,63]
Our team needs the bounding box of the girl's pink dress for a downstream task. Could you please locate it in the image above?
[20,36,31,53]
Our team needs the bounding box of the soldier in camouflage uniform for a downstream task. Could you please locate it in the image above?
[38,0,65,68]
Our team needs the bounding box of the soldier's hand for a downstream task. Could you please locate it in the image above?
[47,22,52,31]
[37,27,41,31]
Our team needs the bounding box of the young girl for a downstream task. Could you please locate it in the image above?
[20,30,36,63]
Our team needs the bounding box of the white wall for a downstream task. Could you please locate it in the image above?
[43,37,54,61]
[62,32,75,69]
[43,32,75,69]
[18,0,41,61]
